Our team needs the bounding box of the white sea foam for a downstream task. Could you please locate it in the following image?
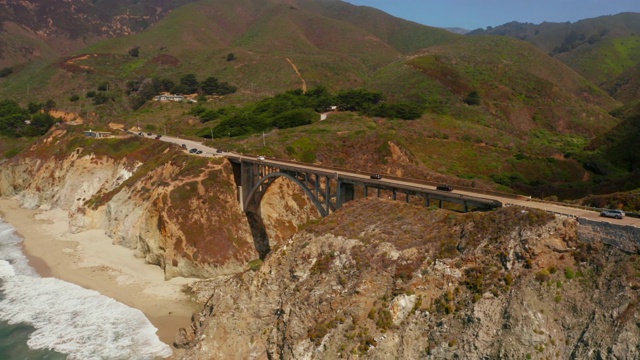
[0,219,172,360]
[0,221,38,277]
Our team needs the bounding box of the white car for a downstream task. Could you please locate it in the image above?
[600,209,625,219]
[257,156,265,161]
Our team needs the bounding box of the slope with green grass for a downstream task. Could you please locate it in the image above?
[467,13,640,104]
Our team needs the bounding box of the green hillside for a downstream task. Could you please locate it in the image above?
[0,0,636,201]
[556,35,640,85]
[467,13,640,103]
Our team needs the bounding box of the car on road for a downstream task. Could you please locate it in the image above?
[257,156,265,161]
[189,148,198,154]
[216,149,224,153]
[436,185,453,192]
[370,174,382,180]
[155,135,161,140]
[196,150,203,154]
[600,209,625,219]
[181,144,187,149]
[138,132,143,136]
[147,133,152,136]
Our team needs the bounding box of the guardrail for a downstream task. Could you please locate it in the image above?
[278,159,640,218]
[225,152,640,219]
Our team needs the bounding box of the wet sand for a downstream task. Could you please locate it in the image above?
[0,197,198,352]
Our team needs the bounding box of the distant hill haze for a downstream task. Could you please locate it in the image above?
[467,12,640,102]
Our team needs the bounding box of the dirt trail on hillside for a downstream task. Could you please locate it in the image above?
[286,58,307,93]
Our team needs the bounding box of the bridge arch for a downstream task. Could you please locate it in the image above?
[244,172,327,217]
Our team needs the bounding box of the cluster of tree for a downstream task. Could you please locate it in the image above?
[127,73,237,110]
[193,86,425,139]
[68,81,114,105]
[550,30,605,55]
[0,100,57,137]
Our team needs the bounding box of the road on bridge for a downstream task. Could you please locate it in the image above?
[141,132,640,228]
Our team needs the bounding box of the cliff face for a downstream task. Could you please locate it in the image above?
[3,128,640,359]
[0,128,318,279]
[178,199,640,359]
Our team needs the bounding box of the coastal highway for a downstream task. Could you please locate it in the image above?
[139,132,640,228]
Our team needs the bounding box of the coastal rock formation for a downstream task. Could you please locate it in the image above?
[178,199,640,359]
[0,128,317,279]
[2,129,640,358]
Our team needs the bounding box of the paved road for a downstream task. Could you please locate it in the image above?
[140,132,640,228]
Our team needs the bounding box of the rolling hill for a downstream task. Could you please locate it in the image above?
[0,0,637,202]
[467,13,640,103]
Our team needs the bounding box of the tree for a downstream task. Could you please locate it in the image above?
[178,74,199,94]
[27,102,42,114]
[93,92,112,105]
[43,99,57,112]
[0,100,55,137]
[200,76,220,95]
[273,109,316,129]
[366,102,424,120]
[335,89,384,111]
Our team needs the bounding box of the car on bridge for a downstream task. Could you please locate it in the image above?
[436,185,453,192]
[370,174,382,180]
[257,156,265,161]
[600,209,625,219]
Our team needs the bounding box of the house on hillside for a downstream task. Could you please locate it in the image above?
[153,94,185,102]
[83,130,112,138]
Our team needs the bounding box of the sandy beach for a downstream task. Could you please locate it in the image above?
[0,197,199,353]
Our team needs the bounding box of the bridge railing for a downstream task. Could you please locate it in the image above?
[229,156,640,219]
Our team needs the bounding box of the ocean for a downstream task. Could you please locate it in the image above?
[0,217,173,360]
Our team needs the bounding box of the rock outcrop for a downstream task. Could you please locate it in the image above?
[178,199,640,359]
[0,128,318,279]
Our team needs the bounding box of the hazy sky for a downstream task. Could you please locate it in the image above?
[344,0,640,30]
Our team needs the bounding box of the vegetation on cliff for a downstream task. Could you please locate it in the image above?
[181,198,640,359]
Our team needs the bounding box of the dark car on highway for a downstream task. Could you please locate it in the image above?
[189,148,198,154]
[436,185,453,191]
[370,174,382,180]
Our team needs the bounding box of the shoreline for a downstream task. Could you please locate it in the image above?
[0,197,199,354]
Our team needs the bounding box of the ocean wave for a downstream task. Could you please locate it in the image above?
[0,220,172,360]
[0,221,38,277]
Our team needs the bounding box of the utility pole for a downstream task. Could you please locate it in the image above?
[262,132,266,147]
[210,127,213,140]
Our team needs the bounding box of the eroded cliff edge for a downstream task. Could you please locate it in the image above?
[2,128,640,359]
[180,199,640,359]
[0,128,317,279]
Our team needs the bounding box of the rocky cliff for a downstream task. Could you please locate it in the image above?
[0,127,317,279]
[2,127,640,359]
[178,199,640,359]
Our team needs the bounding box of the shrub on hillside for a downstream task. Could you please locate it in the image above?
[365,102,424,120]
